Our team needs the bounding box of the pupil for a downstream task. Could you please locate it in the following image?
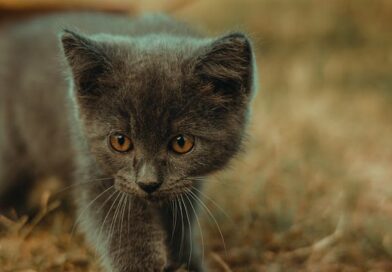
[117,135,125,145]
[177,136,185,147]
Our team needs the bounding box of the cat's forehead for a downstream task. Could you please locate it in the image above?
[114,36,199,109]
[118,87,188,153]
[121,52,187,108]
[123,67,188,135]
[110,42,196,146]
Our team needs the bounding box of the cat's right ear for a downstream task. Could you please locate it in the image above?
[60,29,111,96]
[194,33,255,100]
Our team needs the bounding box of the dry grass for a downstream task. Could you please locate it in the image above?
[1,0,392,271]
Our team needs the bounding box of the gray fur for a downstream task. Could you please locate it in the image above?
[0,12,255,271]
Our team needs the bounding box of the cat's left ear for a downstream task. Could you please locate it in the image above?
[60,29,112,96]
[195,33,255,99]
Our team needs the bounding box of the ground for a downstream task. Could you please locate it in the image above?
[1,0,392,271]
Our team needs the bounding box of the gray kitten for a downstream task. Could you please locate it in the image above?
[0,12,255,271]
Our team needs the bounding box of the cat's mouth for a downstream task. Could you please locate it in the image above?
[114,177,194,202]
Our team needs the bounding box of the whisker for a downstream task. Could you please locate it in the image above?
[98,191,121,244]
[92,177,115,181]
[172,197,179,242]
[53,177,113,196]
[170,199,175,241]
[192,186,231,221]
[119,194,128,247]
[188,190,227,258]
[89,189,119,261]
[127,195,132,237]
[183,176,206,182]
[180,194,192,267]
[108,194,121,244]
[185,190,205,267]
[71,185,114,237]
[109,193,125,244]
[177,195,185,259]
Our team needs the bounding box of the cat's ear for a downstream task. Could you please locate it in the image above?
[195,33,255,98]
[60,29,111,96]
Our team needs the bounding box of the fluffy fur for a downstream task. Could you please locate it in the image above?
[0,12,255,271]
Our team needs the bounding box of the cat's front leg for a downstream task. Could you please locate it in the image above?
[161,200,205,272]
[107,222,167,272]
[79,185,167,272]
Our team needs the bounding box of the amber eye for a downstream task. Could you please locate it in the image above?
[109,133,133,153]
[170,134,194,154]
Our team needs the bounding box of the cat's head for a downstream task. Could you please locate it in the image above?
[61,29,255,201]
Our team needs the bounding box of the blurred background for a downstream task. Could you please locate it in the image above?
[0,0,391,271]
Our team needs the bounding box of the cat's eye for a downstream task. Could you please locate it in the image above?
[170,134,194,154]
[109,132,133,153]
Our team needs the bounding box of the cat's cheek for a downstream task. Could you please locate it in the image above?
[178,140,239,177]
[87,144,132,176]
[113,171,142,196]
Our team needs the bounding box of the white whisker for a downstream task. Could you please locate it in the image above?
[170,200,175,241]
[192,186,231,221]
[127,196,132,237]
[119,194,128,247]
[180,194,192,267]
[98,191,121,244]
[188,189,227,257]
[71,185,114,237]
[177,195,185,259]
[54,177,113,196]
[109,193,125,244]
[185,190,204,266]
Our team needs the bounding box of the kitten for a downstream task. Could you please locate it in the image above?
[0,12,255,271]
